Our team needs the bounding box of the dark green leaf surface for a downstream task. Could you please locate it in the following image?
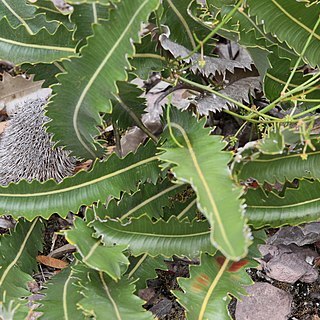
[66,218,129,280]
[247,0,320,67]
[0,219,43,315]
[93,215,214,257]
[236,143,320,184]
[76,265,153,319]
[246,180,320,228]
[159,109,249,260]
[47,0,160,159]
[0,18,76,64]
[104,180,183,220]
[174,253,253,320]
[0,142,160,219]
[40,265,83,320]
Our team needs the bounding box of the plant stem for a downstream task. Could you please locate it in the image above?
[166,0,196,49]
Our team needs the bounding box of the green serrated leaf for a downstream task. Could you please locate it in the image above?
[21,62,61,86]
[0,0,59,34]
[0,141,160,219]
[174,253,254,320]
[127,255,167,291]
[0,219,43,315]
[235,141,320,184]
[158,108,249,260]
[265,52,320,103]
[245,179,320,228]
[93,214,214,257]
[0,18,76,64]
[34,0,74,31]
[110,81,146,130]
[75,264,153,319]
[66,218,129,280]
[246,0,320,67]
[104,179,183,220]
[40,265,83,320]
[71,3,109,42]
[47,0,160,159]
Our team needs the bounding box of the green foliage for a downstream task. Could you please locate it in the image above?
[0,0,319,318]
[0,219,43,318]
[159,108,249,259]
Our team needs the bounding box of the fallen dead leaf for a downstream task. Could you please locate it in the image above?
[74,160,93,173]
[0,121,8,134]
[36,255,68,269]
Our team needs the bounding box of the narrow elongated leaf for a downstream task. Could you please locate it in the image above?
[245,180,320,228]
[265,52,320,102]
[93,215,214,257]
[235,143,320,184]
[104,180,184,220]
[0,142,160,219]
[127,255,167,291]
[0,18,76,64]
[174,253,253,320]
[66,218,129,280]
[47,0,160,159]
[0,219,43,314]
[34,0,74,31]
[161,0,208,49]
[40,265,83,320]
[0,0,59,34]
[75,265,153,319]
[246,0,320,67]
[158,108,249,260]
[110,81,146,130]
[71,3,109,42]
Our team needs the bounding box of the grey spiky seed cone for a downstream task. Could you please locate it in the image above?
[0,98,76,185]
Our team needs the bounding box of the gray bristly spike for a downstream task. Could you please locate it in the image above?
[0,97,76,186]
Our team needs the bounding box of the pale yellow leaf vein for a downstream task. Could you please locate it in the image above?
[99,271,122,320]
[0,155,158,197]
[72,0,150,156]
[170,122,235,257]
[0,218,38,287]
[271,0,320,40]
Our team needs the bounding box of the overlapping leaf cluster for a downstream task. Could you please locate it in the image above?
[0,0,319,319]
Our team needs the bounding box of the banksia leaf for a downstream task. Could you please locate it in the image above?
[127,255,167,291]
[0,18,76,64]
[75,264,153,319]
[103,179,184,220]
[158,108,250,260]
[0,219,43,316]
[246,0,320,67]
[47,0,160,159]
[66,217,129,281]
[0,0,60,34]
[0,141,160,219]
[245,180,320,228]
[174,253,254,320]
[93,214,214,257]
[40,265,83,320]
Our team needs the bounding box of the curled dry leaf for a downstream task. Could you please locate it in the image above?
[0,73,51,115]
[36,255,69,269]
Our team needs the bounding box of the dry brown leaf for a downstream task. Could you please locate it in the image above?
[0,121,8,134]
[0,73,51,114]
[36,255,69,269]
[74,160,93,173]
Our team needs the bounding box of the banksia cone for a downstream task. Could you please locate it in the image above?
[0,98,76,185]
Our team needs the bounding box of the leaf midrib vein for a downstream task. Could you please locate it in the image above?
[72,0,150,156]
